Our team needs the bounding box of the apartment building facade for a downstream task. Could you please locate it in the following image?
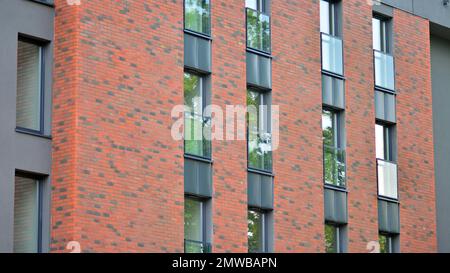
[0,0,449,253]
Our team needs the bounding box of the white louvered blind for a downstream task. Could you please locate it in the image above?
[14,176,39,253]
[16,40,42,131]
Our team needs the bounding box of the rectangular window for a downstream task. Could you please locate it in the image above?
[246,0,271,53]
[320,1,343,75]
[247,90,272,172]
[16,39,43,133]
[325,224,344,253]
[320,0,340,36]
[373,16,395,91]
[248,209,269,253]
[376,123,398,199]
[184,197,210,253]
[322,109,346,187]
[379,233,397,253]
[184,0,211,36]
[14,176,41,253]
[184,72,211,159]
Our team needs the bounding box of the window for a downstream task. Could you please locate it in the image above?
[16,39,43,133]
[247,90,272,172]
[184,72,211,158]
[184,197,210,253]
[322,109,345,187]
[14,176,41,253]
[376,123,398,199]
[373,16,395,90]
[379,233,396,253]
[246,0,271,53]
[320,0,340,36]
[184,0,211,36]
[320,1,343,75]
[325,224,343,253]
[372,17,390,53]
[248,209,269,253]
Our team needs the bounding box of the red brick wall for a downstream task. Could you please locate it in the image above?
[52,0,80,252]
[50,0,438,253]
[210,0,248,253]
[272,0,324,252]
[52,0,185,252]
[343,0,380,253]
[394,10,437,253]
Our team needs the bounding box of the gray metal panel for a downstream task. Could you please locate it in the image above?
[246,52,272,89]
[375,90,396,123]
[324,188,348,224]
[184,33,211,73]
[373,3,394,17]
[247,172,274,210]
[378,199,400,234]
[184,158,213,198]
[0,0,53,253]
[322,75,345,109]
[431,35,450,253]
[381,0,450,29]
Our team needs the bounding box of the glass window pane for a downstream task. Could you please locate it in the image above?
[184,73,211,158]
[185,198,203,242]
[374,51,395,90]
[379,234,393,253]
[322,110,338,147]
[373,18,382,51]
[377,159,398,199]
[248,210,264,253]
[185,0,210,35]
[375,124,385,160]
[321,33,343,75]
[16,41,42,131]
[325,224,338,253]
[245,0,257,10]
[14,176,39,253]
[320,0,331,34]
[246,8,271,53]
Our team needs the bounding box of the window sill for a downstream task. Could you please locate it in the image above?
[247,168,274,177]
[184,154,213,164]
[378,195,400,204]
[321,70,346,80]
[184,29,212,41]
[28,0,55,7]
[246,48,272,59]
[324,183,348,193]
[15,128,52,140]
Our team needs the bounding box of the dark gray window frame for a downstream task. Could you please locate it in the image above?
[245,0,272,56]
[248,207,272,253]
[16,35,49,137]
[183,0,212,39]
[184,194,212,253]
[325,222,347,253]
[14,171,47,253]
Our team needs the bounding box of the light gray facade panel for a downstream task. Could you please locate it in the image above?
[248,172,274,210]
[0,0,53,253]
[381,0,450,29]
[246,52,272,90]
[184,34,211,73]
[375,90,396,123]
[184,159,213,198]
[378,199,400,234]
[322,75,345,109]
[324,188,348,224]
[431,35,450,253]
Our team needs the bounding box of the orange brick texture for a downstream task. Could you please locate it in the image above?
[50,0,437,253]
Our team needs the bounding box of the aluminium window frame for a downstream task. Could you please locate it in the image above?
[325,222,345,253]
[184,194,210,253]
[245,3,272,56]
[16,36,47,136]
[14,172,45,253]
[248,207,270,253]
[183,69,212,161]
[183,0,212,39]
